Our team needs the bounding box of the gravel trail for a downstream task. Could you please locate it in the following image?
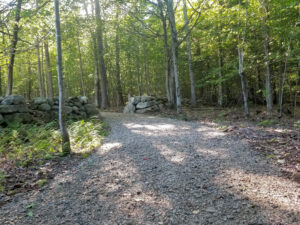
[0,112,299,225]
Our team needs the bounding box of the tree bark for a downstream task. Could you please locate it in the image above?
[217,46,223,107]
[76,36,86,96]
[95,0,109,109]
[54,0,71,155]
[183,0,196,106]
[238,1,249,116]
[166,0,182,114]
[36,41,46,97]
[158,0,175,105]
[115,8,124,106]
[44,40,54,98]
[5,0,22,96]
[262,0,272,116]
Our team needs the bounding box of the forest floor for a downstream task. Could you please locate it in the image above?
[0,111,299,225]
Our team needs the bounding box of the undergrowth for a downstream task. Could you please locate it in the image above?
[0,117,108,168]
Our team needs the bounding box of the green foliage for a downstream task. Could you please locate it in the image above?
[37,179,47,188]
[258,119,276,127]
[0,118,108,167]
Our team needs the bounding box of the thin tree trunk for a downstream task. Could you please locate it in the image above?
[44,40,54,98]
[36,41,45,97]
[143,39,150,96]
[76,36,86,96]
[27,60,32,100]
[218,46,223,107]
[262,1,272,116]
[238,0,249,116]
[115,8,124,106]
[166,0,182,114]
[54,0,71,155]
[95,0,109,109]
[136,46,142,96]
[183,0,196,106]
[5,0,22,96]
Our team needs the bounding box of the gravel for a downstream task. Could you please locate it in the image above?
[0,112,299,225]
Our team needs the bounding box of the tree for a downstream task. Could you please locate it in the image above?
[53,0,71,155]
[5,0,22,96]
[166,0,182,114]
[237,0,249,116]
[183,0,196,106]
[95,0,109,109]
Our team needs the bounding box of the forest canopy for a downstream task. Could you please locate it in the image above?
[0,0,299,115]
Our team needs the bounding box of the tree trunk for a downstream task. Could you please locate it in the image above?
[95,0,109,109]
[36,41,46,97]
[27,60,32,100]
[217,46,223,107]
[166,0,182,114]
[183,0,196,106]
[238,1,249,116]
[54,0,71,155]
[136,46,142,96]
[143,39,150,96]
[158,0,175,105]
[5,0,22,96]
[115,8,124,106]
[76,36,86,96]
[44,40,54,98]
[262,1,272,116]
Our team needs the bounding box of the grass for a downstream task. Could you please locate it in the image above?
[258,119,276,127]
[0,117,108,168]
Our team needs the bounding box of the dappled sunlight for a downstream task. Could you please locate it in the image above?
[196,128,226,138]
[97,142,123,155]
[213,168,300,214]
[196,147,228,158]
[154,143,186,164]
[124,123,176,131]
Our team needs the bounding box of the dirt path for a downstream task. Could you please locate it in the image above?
[0,112,299,225]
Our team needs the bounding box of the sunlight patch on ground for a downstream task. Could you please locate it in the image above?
[154,144,186,164]
[213,168,300,214]
[124,123,176,131]
[196,148,228,158]
[98,142,123,155]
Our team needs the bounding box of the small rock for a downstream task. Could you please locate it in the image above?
[206,207,217,213]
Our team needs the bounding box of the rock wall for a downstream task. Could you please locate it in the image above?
[124,96,167,114]
[0,95,99,125]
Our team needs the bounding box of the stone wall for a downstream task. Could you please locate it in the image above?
[123,96,167,114]
[0,95,99,125]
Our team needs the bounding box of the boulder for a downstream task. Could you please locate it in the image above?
[129,96,141,105]
[141,96,155,102]
[136,101,156,109]
[123,103,136,114]
[33,97,47,105]
[0,105,29,114]
[65,106,73,114]
[79,96,88,104]
[4,113,32,123]
[0,96,4,103]
[84,104,99,116]
[1,95,25,105]
[38,103,51,111]
[136,107,154,114]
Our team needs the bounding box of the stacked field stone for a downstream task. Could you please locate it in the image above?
[0,95,99,125]
[123,96,167,114]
